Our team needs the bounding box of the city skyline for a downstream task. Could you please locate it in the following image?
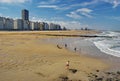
[0,0,120,30]
[0,9,61,31]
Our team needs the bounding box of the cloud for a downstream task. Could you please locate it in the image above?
[30,16,47,22]
[103,0,120,8]
[66,12,82,19]
[81,0,98,6]
[0,0,30,3]
[77,8,93,13]
[38,4,71,10]
[67,8,93,19]
[70,0,120,8]
[39,0,60,5]
[76,8,93,18]
[38,5,58,9]
[38,0,119,11]
[30,16,88,29]
[46,21,88,29]
[113,0,119,8]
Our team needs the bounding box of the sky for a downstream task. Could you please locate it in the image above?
[0,0,120,30]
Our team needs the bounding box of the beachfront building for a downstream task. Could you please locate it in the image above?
[49,23,61,30]
[0,9,62,31]
[0,17,5,30]
[22,9,29,21]
[4,18,14,30]
[14,19,23,30]
[31,22,39,30]
[49,23,55,30]
[29,21,33,30]
[39,22,44,30]
[22,20,30,30]
[55,24,61,30]
[44,23,49,30]
[30,22,35,30]
[34,22,39,30]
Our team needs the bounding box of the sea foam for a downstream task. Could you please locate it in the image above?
[90,31,120,57]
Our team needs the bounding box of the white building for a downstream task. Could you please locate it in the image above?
[4,18,14,30]
[29,21,32,30]
[49,23,61,30]
[14,19,23,30]
[0,17,5,30]
[23,20,30,30]
[39,22,44,30]
[44,23,49,30]
[33,22,39,30]
[49,23,54,30]
[55,24,61,30]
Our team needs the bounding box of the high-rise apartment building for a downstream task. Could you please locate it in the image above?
[4,18,14,30]
[22,9,29,21]
[14,19,23,30]
[0,17,5,30]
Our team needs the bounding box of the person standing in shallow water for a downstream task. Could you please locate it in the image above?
[65,44,67,48]
[66,61,70,70]
[74,47,77,52]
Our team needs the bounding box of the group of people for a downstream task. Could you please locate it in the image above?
[56,44,79,70]
[64,44,76,70]
[64,43,77,52]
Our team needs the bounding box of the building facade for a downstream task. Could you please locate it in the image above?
[14,19,23,30]
[0,17,5,30]
[22,20,30,30]
[44,23,49,30]
[0,9,62,31]
[22,9,29,21]
[4,18,14,30]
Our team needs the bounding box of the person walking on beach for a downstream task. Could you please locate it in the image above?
[74,47,77,52]
[65,44,67,48]
[66,61,70,70]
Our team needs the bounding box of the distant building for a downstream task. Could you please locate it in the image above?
[29,21,33,30]
[39,22,44,30]
[0,9,62,31]
[4,18,14,30]
[44,23,49,30]
[22,9,29,21]
[0,17,5,30]
[34,22,39,30]
[55,24,61,30]
[31,22,39,30]
[49,23,55,30]
[49,23,61,30]
[14,19,23,30]
[22,20,30,30]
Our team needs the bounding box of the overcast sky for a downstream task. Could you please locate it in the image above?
[0,0,120,30]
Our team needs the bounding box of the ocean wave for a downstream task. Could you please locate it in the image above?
[89,31,120,57]
[94,41,120,57]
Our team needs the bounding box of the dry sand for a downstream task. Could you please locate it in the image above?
[0,31,109,81]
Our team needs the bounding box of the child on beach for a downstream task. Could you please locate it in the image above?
[66,61,70,70]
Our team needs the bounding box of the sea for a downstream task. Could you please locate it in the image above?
[88,31,120,57]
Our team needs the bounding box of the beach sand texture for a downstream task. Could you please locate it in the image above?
[0,31,108,81]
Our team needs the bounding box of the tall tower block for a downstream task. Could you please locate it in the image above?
[22,9,29,21]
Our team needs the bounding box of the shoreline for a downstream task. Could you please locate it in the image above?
[0,31,119,81]
[44,37,120,71]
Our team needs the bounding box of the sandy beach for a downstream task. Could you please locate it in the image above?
[0,30,115,81]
